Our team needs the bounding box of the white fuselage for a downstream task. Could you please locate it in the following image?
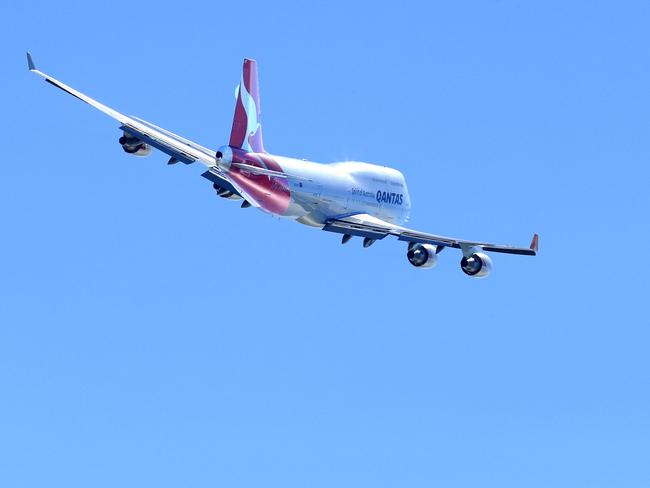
[214,145,412,227]
[271,155,411,227]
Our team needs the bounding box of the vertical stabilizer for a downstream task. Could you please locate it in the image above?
[229,58,265,153]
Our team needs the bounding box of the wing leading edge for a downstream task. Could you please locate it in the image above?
[323,214,538,256]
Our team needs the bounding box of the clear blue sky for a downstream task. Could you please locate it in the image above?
[1,1,649,487]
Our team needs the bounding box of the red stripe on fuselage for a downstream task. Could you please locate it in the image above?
[228,150,291,215]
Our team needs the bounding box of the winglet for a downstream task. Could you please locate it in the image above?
[26,52,36,71]
[530,233,539,253]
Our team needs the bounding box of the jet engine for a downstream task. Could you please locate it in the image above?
[119,134,151,156]
[460,252,493,278]
[212,182,241,200]
[407,243,438,269]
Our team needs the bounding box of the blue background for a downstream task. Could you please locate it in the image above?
[1,1,649,486]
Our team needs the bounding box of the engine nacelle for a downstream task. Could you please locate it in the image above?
[460,252,493,278]
[119,134,151,157]
[212,182,241,200]
[407,243,438,269]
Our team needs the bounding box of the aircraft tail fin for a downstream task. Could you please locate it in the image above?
[229,58,265,153]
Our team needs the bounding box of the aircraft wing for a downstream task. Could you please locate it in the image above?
[27,53,216,166]
[26,53,265,208]
[323,213,538,256]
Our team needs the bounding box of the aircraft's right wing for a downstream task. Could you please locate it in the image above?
[323,213,538,256]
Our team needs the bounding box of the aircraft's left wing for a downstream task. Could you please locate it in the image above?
[26,53,264,208]
[27,53,216,167]
[323,213,538,256]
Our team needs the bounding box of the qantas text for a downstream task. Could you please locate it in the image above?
[376,190,404,205]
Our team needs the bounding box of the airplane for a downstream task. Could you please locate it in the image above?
[27,52,538,278]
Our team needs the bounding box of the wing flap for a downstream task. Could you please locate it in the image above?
[396,232,462,249]
[322,220,390,240]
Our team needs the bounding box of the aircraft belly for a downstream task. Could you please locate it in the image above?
[287,186,346,226]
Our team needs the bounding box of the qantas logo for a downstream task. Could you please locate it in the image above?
[376,190,404,205]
